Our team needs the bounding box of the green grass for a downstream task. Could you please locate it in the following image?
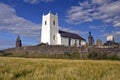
[0,57,120,80]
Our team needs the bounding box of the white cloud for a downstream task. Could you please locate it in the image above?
[92,0,112,5]
[66,0,120,27]
[113,16,120,27]
[89,25,108,32]
[112,31,120,39]
[0,3,41,40]
[23,0,54,4]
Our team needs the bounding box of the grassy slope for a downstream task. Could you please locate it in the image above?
[0,57,120,80]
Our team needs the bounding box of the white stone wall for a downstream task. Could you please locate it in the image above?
[61,37,69,46]
[41,13,50,44]
[57,33,61,45]
[49,13,58,45]
[70,39,79,46]
[61,37,84,46]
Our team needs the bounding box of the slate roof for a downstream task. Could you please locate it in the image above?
[59,30,86,41]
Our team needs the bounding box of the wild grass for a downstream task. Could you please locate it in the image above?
[0,57,120,80]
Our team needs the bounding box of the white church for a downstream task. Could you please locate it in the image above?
[41,12,86,46]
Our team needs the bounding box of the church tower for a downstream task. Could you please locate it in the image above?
[88,32,94,46]
[16,35,22,47]
[41,12,59,45]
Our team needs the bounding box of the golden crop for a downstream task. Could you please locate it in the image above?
[0,57,120,80]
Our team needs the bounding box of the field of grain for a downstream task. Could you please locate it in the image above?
[0,57,120,80]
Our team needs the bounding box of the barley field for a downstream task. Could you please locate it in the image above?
[0,57,120,80]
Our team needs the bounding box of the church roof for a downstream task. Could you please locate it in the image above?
[59,30,86,41]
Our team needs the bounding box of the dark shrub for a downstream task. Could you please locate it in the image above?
[108,54,120,60]
[88,51,119,60]
[36,43,48,46]
[0,51,12,56]
[64,52,71,57]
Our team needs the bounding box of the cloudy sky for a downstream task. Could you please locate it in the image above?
[0,0,120,50]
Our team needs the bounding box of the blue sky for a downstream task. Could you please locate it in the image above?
[0,0,120,50]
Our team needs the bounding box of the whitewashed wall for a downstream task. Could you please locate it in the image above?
[61,37,83,46]
[61,37,69,46]
[41,13,50,44]
[50,13,58,45]
[57,33,61,45]
[70,39,79,46]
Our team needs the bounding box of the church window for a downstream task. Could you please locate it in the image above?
[68,38,71,46]
[53,21,55,25]
[45,21,47,25]
[79,40,81,45]
[74,40,77,46]
[53,35,56,40]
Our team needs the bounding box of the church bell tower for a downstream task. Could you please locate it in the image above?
[88,32,94,46]
[41,12,59,45]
